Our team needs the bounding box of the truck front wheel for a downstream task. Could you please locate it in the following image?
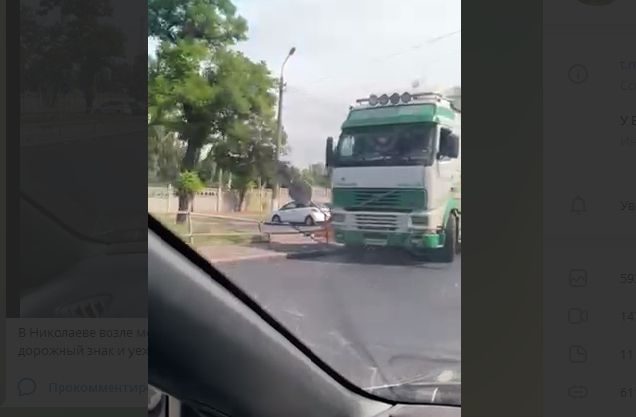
[436,215,457,263]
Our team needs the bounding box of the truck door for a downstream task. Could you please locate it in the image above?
[437,127,460,207]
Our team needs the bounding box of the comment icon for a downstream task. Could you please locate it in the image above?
[17,378,37,396]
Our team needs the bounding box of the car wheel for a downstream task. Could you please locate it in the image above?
[305,216,315,226]
[272,215,281,223]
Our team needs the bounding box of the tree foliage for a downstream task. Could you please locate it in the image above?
[148,0,282,217]
[21,0,126,110]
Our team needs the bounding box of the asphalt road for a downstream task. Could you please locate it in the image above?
[216,248,461,391]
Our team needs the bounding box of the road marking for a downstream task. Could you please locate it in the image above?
[282,308,305,318]
[436,370,455,382]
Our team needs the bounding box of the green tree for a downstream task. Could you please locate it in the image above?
[148,0,278,222]
[39,0,127,112]
[20,4,41,95]
[20,2,68,108]
[302,163,331,188]
[148,125,183,183]
[174,171,205,213]
[211,119,280,211]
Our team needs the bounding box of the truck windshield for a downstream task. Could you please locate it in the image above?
[335,122,435,167]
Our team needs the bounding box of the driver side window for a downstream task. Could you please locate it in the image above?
[339,135,354,156]
[439,128,453,162]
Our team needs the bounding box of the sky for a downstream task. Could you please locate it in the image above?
[149,0,461,167]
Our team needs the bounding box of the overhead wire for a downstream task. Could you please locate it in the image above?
[283,48,461,121]
[300,29,461,86]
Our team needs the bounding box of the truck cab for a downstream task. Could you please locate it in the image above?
[325,92,461,262]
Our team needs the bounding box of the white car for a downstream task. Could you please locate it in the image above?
[93,101,132,115]
[269,201,330,225]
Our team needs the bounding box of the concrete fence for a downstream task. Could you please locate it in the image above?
[21,91,134,110]
[148,185,331,214]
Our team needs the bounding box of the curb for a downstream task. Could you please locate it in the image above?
[210,251,288,264]
[209,246,343,264]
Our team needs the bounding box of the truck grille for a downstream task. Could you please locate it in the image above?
[354,213,399,231]
[333,188,426,212]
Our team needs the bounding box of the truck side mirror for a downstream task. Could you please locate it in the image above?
[325,137,334,167]
[440,134,460,159]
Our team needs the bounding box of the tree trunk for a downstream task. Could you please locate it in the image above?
[175,114,208,223]
[176,194,192,224]
[237,189,247,212]
[175,138,201,224]
[84,74,97,114]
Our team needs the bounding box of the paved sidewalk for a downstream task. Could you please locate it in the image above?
[197,235,341,264]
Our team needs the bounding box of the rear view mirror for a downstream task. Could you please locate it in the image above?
[325,137,334,166]
[440,134,459,159]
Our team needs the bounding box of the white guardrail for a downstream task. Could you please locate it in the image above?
[152,211,330,245]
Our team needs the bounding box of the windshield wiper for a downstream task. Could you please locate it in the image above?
[367,381,460,406]
[360,155,392,161]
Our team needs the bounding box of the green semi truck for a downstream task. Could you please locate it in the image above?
[325,91,461,262]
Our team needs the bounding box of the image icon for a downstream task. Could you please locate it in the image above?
[569,269,588,287]
[17,378,37,396]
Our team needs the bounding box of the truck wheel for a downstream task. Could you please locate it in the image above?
[436,215,457,263]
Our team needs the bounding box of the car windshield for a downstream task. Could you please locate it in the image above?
[147,0,461,405]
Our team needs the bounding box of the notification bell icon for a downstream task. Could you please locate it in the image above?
[570,196,586,215]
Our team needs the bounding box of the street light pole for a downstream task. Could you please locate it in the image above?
[271,47,296,211]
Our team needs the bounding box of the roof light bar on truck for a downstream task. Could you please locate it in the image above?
[356,91,443,104]
[354,91,459,110]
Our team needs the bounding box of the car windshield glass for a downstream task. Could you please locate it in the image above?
[147,0,461,405]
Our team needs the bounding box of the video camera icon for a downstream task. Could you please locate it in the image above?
[568,308,588,324]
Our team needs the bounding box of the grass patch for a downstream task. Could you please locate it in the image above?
[219,212,267,221]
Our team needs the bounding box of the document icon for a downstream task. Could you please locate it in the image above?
[569,270,587,287]
[569,345,587,363]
